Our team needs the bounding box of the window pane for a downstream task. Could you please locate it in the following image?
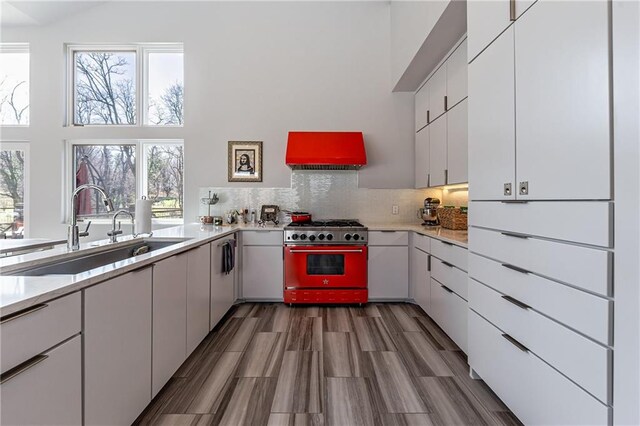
[74,52,136,125]
[0,149,26,238]
[147,52,183,125]
[145,145,183,219]
[73,145,136,219]
[0,52,29,125]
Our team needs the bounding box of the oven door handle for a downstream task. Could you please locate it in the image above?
[289,249,364,253]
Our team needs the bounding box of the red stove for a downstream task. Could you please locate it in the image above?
[283,219,368,304]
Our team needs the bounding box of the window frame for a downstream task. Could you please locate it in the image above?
[0,141,30,238]
[65,139,184,225]
[0,43,30,127]
[66,43,183,127]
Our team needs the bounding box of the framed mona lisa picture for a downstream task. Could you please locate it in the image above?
[228,141,263,182]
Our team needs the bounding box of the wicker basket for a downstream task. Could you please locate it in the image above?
[437,206,468,230]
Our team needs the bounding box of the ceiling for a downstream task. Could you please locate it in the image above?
[1,1,107,27]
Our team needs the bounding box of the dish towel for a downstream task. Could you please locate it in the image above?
[222,239,236,274]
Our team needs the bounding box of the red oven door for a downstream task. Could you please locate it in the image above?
[284,245,368,289]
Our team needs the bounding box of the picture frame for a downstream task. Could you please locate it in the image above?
[228,141,263,182]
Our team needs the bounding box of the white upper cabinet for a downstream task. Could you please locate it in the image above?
[429,65,448,121]
[514,1,610,200]
[414,128,430,188]
[415,84,429,131]
[446,39,468,108]
[447,99,468,185]
[467,0,537,62]
[429,115,448,187]
[468,26,516,200]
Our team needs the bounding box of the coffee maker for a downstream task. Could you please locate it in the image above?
[418,197,440,226]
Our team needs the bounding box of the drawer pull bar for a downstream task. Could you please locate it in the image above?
[0,355,49,385]
[501,263,530,274]
[502,334,529,353]
[380,231,397,233]
[500,232,529,239]
[427,255,432,272]
[290,249,363,254]
[0,303,48,325]
[440,241,454,246]
[440,285,454,294]
[501,295,531,310]
[500,200,529,204]
[441,261,455,268]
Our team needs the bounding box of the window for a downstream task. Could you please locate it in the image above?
[68,44,183,126]
[0,44,29,126]
[69,140,183,222]
[0,142,29,238]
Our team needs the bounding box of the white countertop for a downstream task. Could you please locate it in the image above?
[0,222,465,316]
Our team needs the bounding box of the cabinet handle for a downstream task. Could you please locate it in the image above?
[380,230,397,233]
[0,303,48,325]
[0,355,49,385]
[440,241,454,246]
[500,200,528,204]
[440,284,454,294]
[441,261,454,268]
[502,333,529,352]
[427,173,431,187]
[500,232,528,240]
[444,95,448,111]
[427,255,431,272]
[444,169,448,185]
[501,295,531,310]
[509,0,516,21]
[427,110,430,124]
[501,263,530,274]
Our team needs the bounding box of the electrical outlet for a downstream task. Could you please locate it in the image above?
[392,205,399,215]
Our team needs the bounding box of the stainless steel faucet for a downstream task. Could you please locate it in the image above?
[108,209,135,243]
[68,184,114,250]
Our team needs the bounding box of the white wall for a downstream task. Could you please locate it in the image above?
[1,1,416,239]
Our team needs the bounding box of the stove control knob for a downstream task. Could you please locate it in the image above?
[345,234,352,241]
[291,234,299,240]
[326,234,334,241]
[353,234,360,241]
[318,234,325,240]
[300,234,307,240]
[309,235,316,241]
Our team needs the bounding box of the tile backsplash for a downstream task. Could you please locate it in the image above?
[199,171,443,224]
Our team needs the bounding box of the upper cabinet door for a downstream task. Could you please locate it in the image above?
[429,115,448,187]
[468,26,516,200]
[415,128,430,188]
[446,39,468,108]
[515,0,610,200]
[429,65,448,121]
[447,99,468,185]
[467,0,537,62]
[415,84,429,132]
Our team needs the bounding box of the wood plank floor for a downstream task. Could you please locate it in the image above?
[135,303,521,426]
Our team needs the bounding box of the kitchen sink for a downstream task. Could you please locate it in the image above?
[5,238,191,277]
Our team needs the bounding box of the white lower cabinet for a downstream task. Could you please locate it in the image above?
[430,277,467,352]
[211,237,236,329]
[411,246,431,313]
[242,245,283,300]
[187,244,211,354]
[369,245,409,300]
[0,335,82,426]
[468,310,611,425]
[153,253,188,397]
[84,267,152,426]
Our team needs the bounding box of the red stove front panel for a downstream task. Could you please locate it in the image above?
[284,245,367,291]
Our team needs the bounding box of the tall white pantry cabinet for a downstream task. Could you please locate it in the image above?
[466,1,614,425]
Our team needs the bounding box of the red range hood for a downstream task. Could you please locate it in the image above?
[286,131,367,170]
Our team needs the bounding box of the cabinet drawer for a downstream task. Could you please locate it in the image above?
[242,230,283,246]
[430,278,467,353]
[469,253,611,345]
[1,292,81,374]
[431,257,467,300]
[469,227,611,297]
[469,201,612,247]
[412,232,431,253]
[430,238,467,271]
[468,310,610,425]
[368,231,409,246]
[0,335,82,426]
[469,279,611,404]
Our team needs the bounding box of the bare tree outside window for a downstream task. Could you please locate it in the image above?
[0,149,25,238]
[147,52,184,125]
[146,144,184,218]
[0,51,30,125]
